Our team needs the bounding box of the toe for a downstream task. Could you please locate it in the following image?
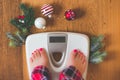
[30,57,33,63]
[76,51,81,59]
[32,52,36,59]
[82,59,87,71]
[78,51,84,60]
[34,50,38,58]
[36,49,41,57]
[78,51,86,64]
[82,56,87,64]
[71,49,78,58]
[39,48,47,58]
[79,51,86,64]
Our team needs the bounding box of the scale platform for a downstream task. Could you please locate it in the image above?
[26,32,89,80]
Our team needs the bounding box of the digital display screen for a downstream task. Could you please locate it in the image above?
[50,36,66,43]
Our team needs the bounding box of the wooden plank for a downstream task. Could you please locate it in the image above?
[0,0,23,80]
[0,0,4,79]
[87,0,120,80]
[22,45,29,80]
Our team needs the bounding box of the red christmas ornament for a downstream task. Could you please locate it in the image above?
[65,9,75,20]
[41,4,54,18]
[18,15,25,19]
[17,15,25,23]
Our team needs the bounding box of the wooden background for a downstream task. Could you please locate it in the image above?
[0,0,120,80]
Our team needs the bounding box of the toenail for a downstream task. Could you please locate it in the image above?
[74,49,78,53]
[39,48,43,51]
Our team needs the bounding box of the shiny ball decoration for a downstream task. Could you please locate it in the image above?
[34,17,46,29]
[65,9,75,20]
[41,4,54,18]
[18,15,25,23]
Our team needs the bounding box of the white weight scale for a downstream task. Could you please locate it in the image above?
[26,32,89,80]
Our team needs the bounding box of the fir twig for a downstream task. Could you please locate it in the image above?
[90,35,104,53]
[89,51,107,64]
[89,35,107,64]
[20,3,35,28]
[7,3,35,47]
[6,32,23,47]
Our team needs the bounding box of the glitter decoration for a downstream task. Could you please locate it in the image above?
[65,9,75,20]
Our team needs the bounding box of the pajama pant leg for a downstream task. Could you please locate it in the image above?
[31,66,51,80]
[31,66,84,80]
[59,66,84,80]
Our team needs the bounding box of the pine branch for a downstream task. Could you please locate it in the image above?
[20,3,28,14]
[7,3,35,47]
[89,35,107,64]
[15,31,25,43]
[20,3,35,28]
[10,19,26,30]
[10,3,35,31]
[6,32,23,47]
[89,51,107,64]
[90,35,104,53]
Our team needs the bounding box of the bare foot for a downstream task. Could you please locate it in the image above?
[67,49,87,74]
[30,48,49,71]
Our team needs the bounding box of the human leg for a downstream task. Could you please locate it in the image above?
[30,48,50,80]
[59,49,87,80]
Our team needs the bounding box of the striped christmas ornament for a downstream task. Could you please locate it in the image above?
[41,4,54,18]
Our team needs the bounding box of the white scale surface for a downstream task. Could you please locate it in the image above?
[26,32,89,80]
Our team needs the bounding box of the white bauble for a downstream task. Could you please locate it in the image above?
[34,17,46,29]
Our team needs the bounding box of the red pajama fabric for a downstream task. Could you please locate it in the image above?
[31,66,50,80]
[31,66,84,80]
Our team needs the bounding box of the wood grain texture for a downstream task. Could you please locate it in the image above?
[0,0,23,80]
[0,0,120,80]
